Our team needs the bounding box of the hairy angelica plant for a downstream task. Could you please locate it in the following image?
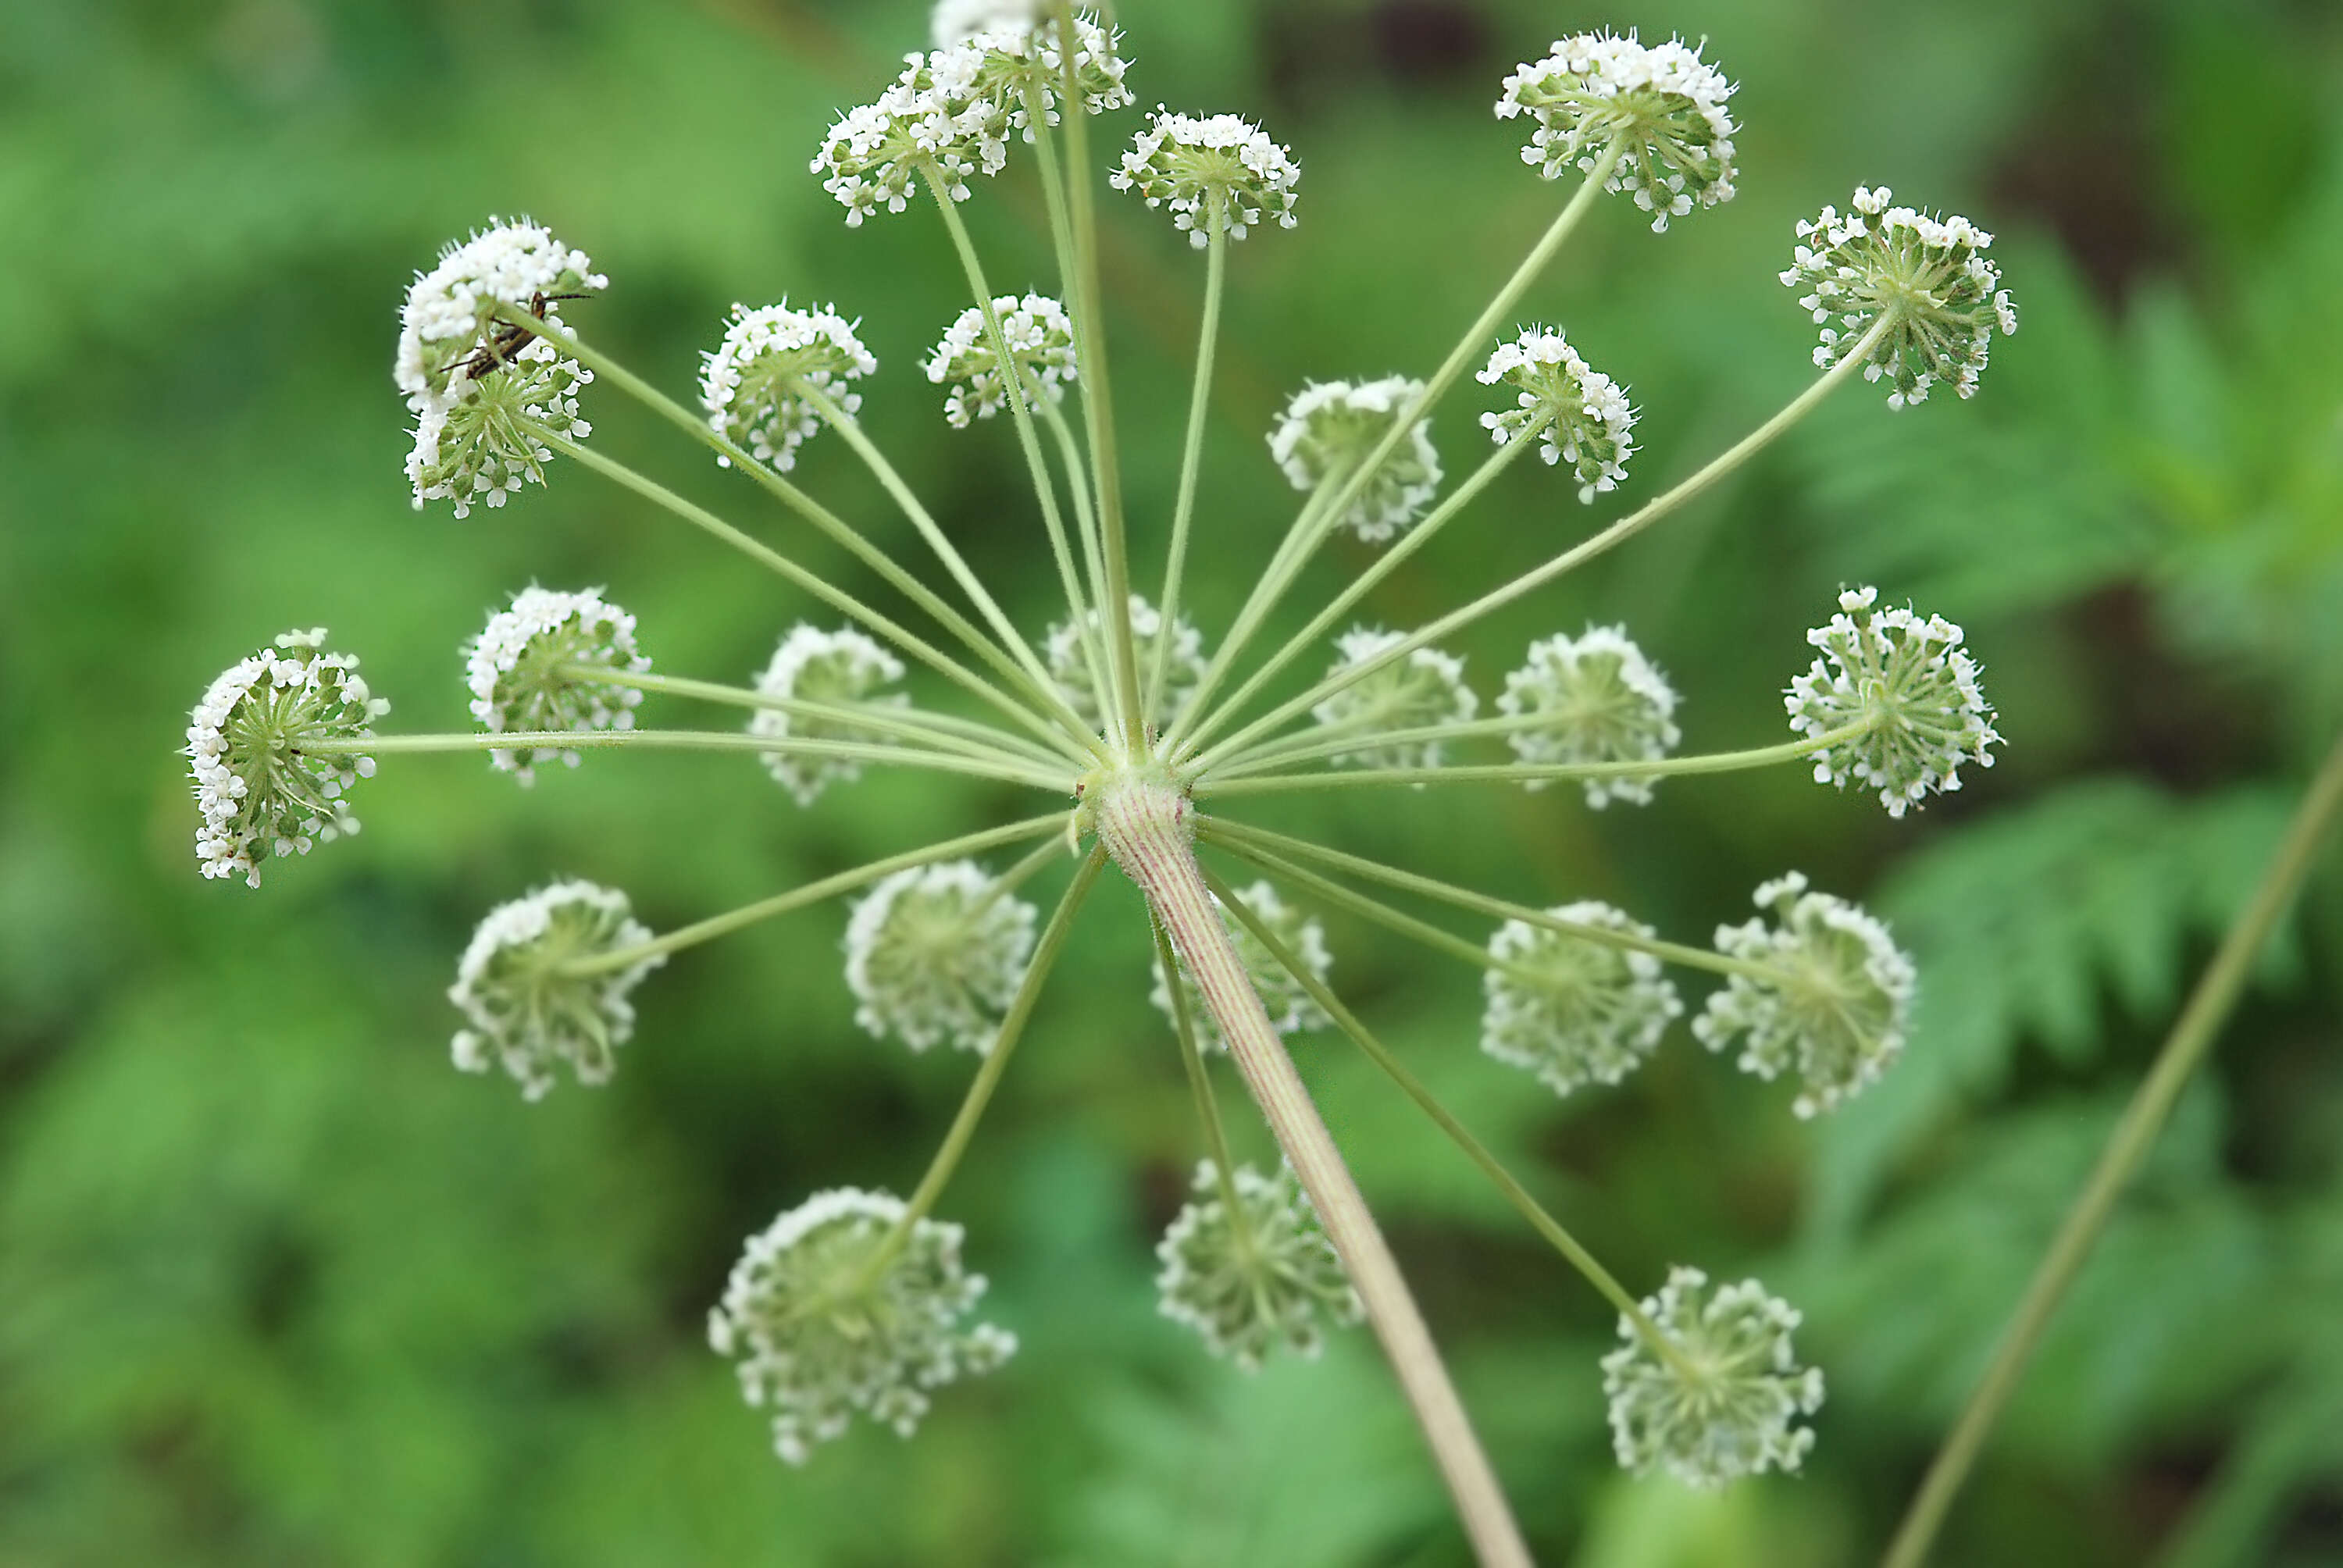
[183,9,2020,1559]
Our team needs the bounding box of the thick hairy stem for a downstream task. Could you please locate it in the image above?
[1090,777,1532,1568]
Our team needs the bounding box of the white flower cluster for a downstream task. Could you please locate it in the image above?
[464,587,648,785]
[1498,628,1681,807]
[1149,880,1331,1053]
[813,18,1130,224]
[708,1187,1015,1465]
[1481,904,1682,1096]
[187,629,387,889]
[1783,186,2018,408]
[750,625,908,806]
[1694,872,1915,1118]
[845,861,1038,1054]
[1111,110,1301,248]
[1477,328,1636,502]
[1789,586,1999,818]
[1601,1266,1824,1488]
[1310,628,1478,772]
[1045,594,1205,735]
[1268,377,1443,544]
[1155,1162,1362,1370]
[925,293,1079,427]
[448,880,664,1099]
[397,219,604,519]
[701,303,877,472]
[1496,32,1738,231]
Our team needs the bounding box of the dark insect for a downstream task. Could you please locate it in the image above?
[455,290,595,383]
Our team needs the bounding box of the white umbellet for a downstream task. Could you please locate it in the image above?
[448,880,664,1099]
[701,303,877,472]
[1308,627,1478,772]
[1268,377,1443,543]
[464,586,649,784]
[1498,627,1681,806]
[749,625,908,807]
[1496,32,1738,231]
[843,861,1038,1054]
[1477,328,1636,502]
[1601,1266,1824,1487]
[1788,586,1999,817]
[1481,904,1683,1096]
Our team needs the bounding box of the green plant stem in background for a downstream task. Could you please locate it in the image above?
[1147,194,1227,725]
[1188,316,1894,776]
[1206,867,1692,1376]
[1881,729,2343,1568]
[1198,725,1872,795]
[864,847,1105,1281]
[559,815,1066,978]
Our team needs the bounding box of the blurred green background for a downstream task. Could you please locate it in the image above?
[5,0,2342,1563]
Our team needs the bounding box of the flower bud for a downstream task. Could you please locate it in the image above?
[1693,872,1914,1117]
[1482,903,1682,1096]
[925,293,1078,427]
[1149,880,1331,1052]
[708,1188,1015,1464]
[1268,377,1443,543]
[844,861,1038,1054]
[1601,1266,1824,1487]
[448,880,663,1099]
[187,629,387,889]
[1308,627,1478,771]
[1782,186,2017,407]
[1788,586,1999,817]
[1155,1162,1361,1370]
[1044,594,1205,736]
[1111,110,1301,248]
[1477,328,1636,501]
[750,625,908,806]
[464,587,648,784]
[701,303,876,472]
[1497,627,1680,806]
[1496,33,1737,231]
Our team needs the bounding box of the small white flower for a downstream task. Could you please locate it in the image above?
[1149,880,1331,1053]
[1496,32,1738,231]
[448,880,664,1099]
[701,302,877,472]
[750,625,908,807]
[1694,871,1915,1117]
[1309,627,1478,772]
[1498,628,1681,807]
[186,629,388,889]
[1788,586,1999,817]
[464,586,649,784]
[1044,594,1205,736]
[1111,109,1300,248]
[708,1187,1015,1465]
[1601,1266,1824,1487]
[1781,185,2018,407]
[1268,377,1443,543]
[844,861,1038,1054]
[925,293,1078,427]
[1481,904,1682,1096]
[1155,1162,1361,1370]
[394,217,606,406]
[1476,328,1636,502]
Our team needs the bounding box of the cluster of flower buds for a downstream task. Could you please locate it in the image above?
[1481,904,1684,1096]
[1478,328,1637,502]
[1310,629,1478,771]
[1695,871,1917,1117]
[844,861,1039,1053]
[1789,586,2000,816]
[187,629,386,888]
[1497,628,1681,807]
[1784,186,2017,407]
[1155,1162,1363,1369]
[925,293,1079,427]
[1497,31,1738,230]
[1045,594,1205,732]
[1112,110,1302,247]
[701,303,877,472]
[396,219,605,517]
[1602,1267,1824,1487]
[1149,880,1331,1051]
[1268,378,1443,543]
[708,1188,1015,1464]
[448,880,664,1099]
[464,587,648,784]
[750,625,908,805]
